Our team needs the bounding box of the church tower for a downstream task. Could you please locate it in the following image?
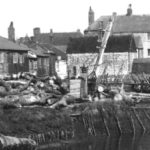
[8,21,15,42]
[88,6,94,26]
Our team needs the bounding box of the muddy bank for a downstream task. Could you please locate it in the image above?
[1,99,150,149]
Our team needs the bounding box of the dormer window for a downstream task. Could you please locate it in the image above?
[147,33,150,40]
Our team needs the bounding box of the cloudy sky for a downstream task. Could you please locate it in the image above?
[0,0,150,39]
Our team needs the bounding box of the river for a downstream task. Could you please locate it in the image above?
[36,133,150,150]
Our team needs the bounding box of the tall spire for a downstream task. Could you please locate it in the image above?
[88,6,95,26]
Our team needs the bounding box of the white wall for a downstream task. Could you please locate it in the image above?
[55,60,67,79]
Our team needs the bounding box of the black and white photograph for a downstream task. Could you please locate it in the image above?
[0,0,150,149]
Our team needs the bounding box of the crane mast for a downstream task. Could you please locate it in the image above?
[89,15,114,77]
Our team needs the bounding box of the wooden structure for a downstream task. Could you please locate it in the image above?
[70,79,86,98]
[28,44,56,77]
[0,36,30,77]
[132,58,150,74]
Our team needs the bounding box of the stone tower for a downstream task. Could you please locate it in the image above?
[88,6,94,26]
[8,21,15,42]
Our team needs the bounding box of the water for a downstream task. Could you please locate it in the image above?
[36,134,150,150]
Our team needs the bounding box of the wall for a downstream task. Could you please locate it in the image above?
[67,53,98,77]
[55,60,67,79]
[67,52,137,77]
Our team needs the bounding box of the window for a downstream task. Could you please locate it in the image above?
[148,49,150,56]
[147,33,150,40]
[19,54,24,64]
[13,53,18,64]
[0,53,5,63]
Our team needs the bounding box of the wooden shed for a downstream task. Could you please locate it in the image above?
[132,58,150,74]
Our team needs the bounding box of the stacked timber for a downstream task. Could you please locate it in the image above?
[124,73,150,93]
[0,72,69,109]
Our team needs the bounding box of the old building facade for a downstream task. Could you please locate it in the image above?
[67,5,147,77]
[84,5,150,76]
[18,28,83,79]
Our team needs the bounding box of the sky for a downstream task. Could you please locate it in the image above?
[0,0,150,39]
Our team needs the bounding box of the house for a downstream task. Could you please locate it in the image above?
[32,28,83,53]
[26,43,56,77]
[7,22,57,78]
[76,4,150,76]
[0,36,30,78]
[18,28,82,79]
[67,35,140,77]
[67,36,99,77]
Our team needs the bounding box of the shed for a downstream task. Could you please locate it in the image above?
[132,58,150,74]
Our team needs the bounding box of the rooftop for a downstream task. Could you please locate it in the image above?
[0,36,29,51]
[85,15,150,34]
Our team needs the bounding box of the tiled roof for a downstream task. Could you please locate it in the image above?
[0,36,29,51]
[40,43,66,60]
[28,43,49,57]
[105,35,137,52]
[54,45,67,53]
[86,15,150,33]
[32,32,83,47]
[67,35,139,54]
[67,36,99,54]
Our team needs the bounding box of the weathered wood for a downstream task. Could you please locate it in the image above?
[0,133,36,148]
[99,106,110,136]
[132,108,146,133]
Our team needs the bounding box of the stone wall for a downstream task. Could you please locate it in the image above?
[67,52,137,77]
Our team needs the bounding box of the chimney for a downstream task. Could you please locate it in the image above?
[33,27,41,37]
[126,4,132,16]
[49,29,53,42]
[50,29,53,36]
[113,12,117,17]
[77,29,81,33]
[8,21,15,42]
[88,6,95,26]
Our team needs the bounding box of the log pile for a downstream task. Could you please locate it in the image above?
[123,73,150,93]
[0,72,69,109]
[0,133,36,149]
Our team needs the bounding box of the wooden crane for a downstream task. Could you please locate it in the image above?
[88,15,115,79]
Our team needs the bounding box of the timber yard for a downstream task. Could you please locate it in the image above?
[1,3,150,150]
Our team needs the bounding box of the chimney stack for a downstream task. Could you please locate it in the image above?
[8,21,15,42]
[33,27,41,37]
[126,4,132,16]
[50,29,53,36]
[77,29,81,33]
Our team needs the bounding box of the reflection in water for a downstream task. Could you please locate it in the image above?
[37,134,150,150]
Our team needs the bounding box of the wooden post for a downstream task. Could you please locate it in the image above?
[80,65,88,97]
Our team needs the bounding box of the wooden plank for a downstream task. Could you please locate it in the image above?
[70,79,81,98]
